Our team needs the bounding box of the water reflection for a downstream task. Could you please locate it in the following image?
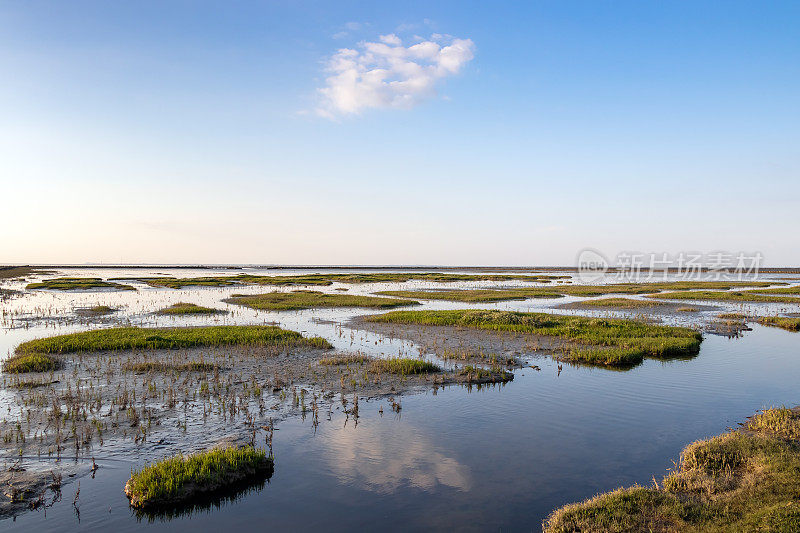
[320,421,471,494]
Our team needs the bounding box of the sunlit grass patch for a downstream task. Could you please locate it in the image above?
[15,325,331,354]
[124,362,217,373]
[376,289,565,302]
[125,445,273,509]
[746,407,800,439]
[564,347,646,366]
[369,358,440,375]
[646,290,800,303]
[2,353,60,373]
[756,316,800,332]
[156,302,225,315]
[367,309,701,367]
[544,409,800,532]
[26,277,136,291]
[225,291,419,311]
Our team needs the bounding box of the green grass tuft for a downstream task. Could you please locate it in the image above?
[3,353,60,373]
[156,302,224,315]
[756,316,800,332]
[15,325,331,354]
[125,445,272,509]
[225,291,419,311]
[647,290,800,304]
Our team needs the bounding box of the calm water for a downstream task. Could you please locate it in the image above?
[2,268,799,531]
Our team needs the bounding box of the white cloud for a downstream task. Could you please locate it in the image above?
[316,33,475,118]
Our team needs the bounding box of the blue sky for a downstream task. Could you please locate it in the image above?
[1,1,798,265]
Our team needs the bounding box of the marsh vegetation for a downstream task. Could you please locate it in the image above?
[156,302,225,315]
[225,291,419,311]
[377,280,786,303]
[366,309,702,367]
[125,445,273,509]
[755,316,800,331]
[26,278,136,291]
[376,288,565,302]
[15,325,332,354]
[543,407,800,532]
[1,266,798,527]
[647,290,800,304]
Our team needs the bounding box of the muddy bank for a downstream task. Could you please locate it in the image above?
[0,340,510,518]
[348,315,562,366]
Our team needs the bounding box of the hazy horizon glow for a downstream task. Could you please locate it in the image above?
[1,2,799,266]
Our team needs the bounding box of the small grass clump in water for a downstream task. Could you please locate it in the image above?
[124,362,217,373]
[367,309,702,367]
[26,277,136,291]
[15,325,331,354]
[2,353,60,373]
[543,407,800,532]
[369,358,440,375]
[125,445,273,509]
[646,290,800,304]
[156,302,224,315]
[225,291,419,311]
[458,365,514,383]
[756,316,800,332]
